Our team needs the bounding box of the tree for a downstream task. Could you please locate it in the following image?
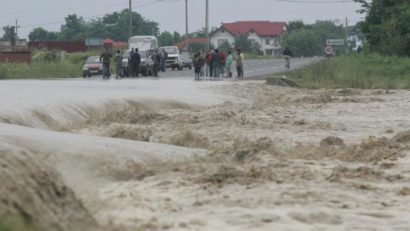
[60,14,87,41]
[1,25,16,42]
[173,31,182,44]
[28,27,59,41]
[281,20,347,56]
[86,9,159,41]
[158,31,174,46]
[354,0,410,56]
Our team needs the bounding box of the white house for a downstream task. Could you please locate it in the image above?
[210,21,287,56]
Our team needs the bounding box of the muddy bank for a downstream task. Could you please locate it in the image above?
[0,142,97,231]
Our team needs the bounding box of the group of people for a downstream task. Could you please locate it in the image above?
[192,48,244,80]
[99,48,170,79]
[100,46,292,80]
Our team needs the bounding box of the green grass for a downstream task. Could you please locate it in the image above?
[0,51,101,80]
[0,62,82,79]
[0,215,38,231]
[244,53,275,60]
[283,53,410,89]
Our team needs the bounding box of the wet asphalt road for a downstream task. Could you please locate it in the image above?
[156,57,317,80]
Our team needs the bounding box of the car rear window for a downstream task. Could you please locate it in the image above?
[86,57,100,63]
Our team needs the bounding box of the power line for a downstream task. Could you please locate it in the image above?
[272,0,354,3]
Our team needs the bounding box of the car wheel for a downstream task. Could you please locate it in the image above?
[88,74,91,77]
[189,66,192,70]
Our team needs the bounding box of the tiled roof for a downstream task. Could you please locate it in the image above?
[221,21,286,37]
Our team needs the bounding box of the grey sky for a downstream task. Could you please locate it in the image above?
[0,0,363,39]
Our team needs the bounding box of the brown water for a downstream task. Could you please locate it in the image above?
[1,81,410,230]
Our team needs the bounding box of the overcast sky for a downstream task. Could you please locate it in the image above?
[0,0,363,39]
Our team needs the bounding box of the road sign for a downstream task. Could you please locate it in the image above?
[85,38,103,46]
[326,39,344,46]
[325,46,334,55]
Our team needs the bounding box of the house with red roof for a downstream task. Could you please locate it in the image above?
[210,21,287,56]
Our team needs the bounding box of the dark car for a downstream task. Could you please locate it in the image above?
[82,56,103,77]
[122,50,153,77]
[180,53,192,70]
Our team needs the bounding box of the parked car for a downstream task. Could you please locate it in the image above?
[82,56,102,77]
[180,53,192,70]
[159,46,182,70]
[122,50,153,77]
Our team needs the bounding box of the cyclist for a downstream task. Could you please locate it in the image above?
[282,47,293,70]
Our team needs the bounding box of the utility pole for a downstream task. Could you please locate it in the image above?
[205,0,209,52]
[345,17,349,53]
[129,0,133,38]
[15,19,19,38]
[185,0,189,53]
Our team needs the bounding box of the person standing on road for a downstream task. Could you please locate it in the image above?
[127,48,135,77]
[225,50,233,78]
[193,51,205,80]
[235,49,244,78]
[282,47,293,69]
[131,48,141,77]
[114,50,122,79]
[219,50,227,77]
[212,49,221,78]
[160,49,168,72]
[100,48,113,80]
[205,50,213,77]
[152,49,161,77]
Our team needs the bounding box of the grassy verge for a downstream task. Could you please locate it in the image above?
[0,51,100,80]
[0,215,38,231]
[244,53,276,60]
[283,53,410,89]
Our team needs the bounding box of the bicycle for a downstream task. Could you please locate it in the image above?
[284,55,290,70]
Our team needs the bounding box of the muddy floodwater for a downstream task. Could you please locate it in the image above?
[1,79,409,230]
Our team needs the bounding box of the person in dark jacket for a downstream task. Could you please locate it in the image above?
[127,48,135,77]
[100,48,113,80]
[193,52,205,80]
[131,48,141,77]
[114,49,122,79]
[152,49,161,77]
[160,49,168,72]
[282,47,293,69]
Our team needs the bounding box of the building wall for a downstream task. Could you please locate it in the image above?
[211,28,284,56]
[0,51,31,64]
[29,41,87,53]
[210,30,235,49]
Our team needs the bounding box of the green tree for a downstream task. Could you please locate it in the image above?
[60,14,87,41]
[354,0,410,56]
[173,31,182,44]
[28,27,59,41]
[1,25,16,42]
[158,31,174,46]
[86,9,159,41]
[281,20,347,56]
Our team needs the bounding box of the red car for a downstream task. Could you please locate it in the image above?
[82,56,103,77]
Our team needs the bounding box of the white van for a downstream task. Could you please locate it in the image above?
[159,46,182,70]
[128,36,158,52]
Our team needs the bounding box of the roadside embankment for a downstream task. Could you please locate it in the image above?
[283,54,410,89]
